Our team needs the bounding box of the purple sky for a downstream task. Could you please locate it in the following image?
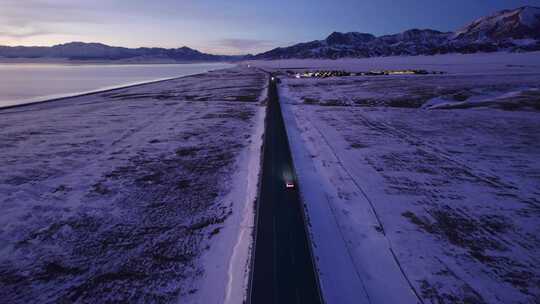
[0,0,538,54]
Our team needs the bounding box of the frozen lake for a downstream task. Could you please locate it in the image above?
[0,62,233,108]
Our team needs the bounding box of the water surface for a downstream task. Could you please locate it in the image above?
[0,62,233,108]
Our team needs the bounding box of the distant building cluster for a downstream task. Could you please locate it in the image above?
[289,69,444,79]
[293,70,352,78]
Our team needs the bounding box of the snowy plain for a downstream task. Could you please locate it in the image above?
[0,67,267,303]
[252,52,540,303]
[249,51,540,74]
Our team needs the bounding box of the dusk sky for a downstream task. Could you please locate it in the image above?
[1,0,539,55]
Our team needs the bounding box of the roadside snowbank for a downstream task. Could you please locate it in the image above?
[185,81,267,304]
[281,87,420,304]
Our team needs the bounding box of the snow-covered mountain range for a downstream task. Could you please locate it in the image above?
[0,42,242,62]
[256,6,540,59]
[2,6,539,62]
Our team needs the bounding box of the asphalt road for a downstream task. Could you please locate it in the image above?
[249,76,322,304]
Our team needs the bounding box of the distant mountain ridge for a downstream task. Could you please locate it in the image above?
[0,42,244,62]
[256,6,540,59]
[2,6,539,62]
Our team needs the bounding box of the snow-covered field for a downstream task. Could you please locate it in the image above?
[0,67,267,303]
[253,52,540,111]
[252,52,540,303]
[250,51,540,74]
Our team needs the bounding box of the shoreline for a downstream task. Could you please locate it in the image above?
[0,57,239,65]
